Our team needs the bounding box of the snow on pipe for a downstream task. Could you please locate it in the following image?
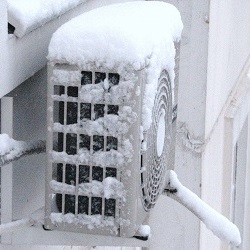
[0,218,33,235]
[0,207,44,235]
[0,133,46,166]
[163,170,241,247]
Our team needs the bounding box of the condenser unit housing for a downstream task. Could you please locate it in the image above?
[45,1,182,239]
[45,61,178,237]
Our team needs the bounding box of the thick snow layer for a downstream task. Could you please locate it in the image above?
[0,218,31,235]
[48,1,183,130]
[7,0,87,37]
[165,170,241,247]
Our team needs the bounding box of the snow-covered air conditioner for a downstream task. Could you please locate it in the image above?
[0,1,241,246]
[44,1,181,238]
[45,53,178,237]
[41,1,241,246]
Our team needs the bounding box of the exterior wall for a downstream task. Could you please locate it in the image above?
[201,0,250,249]
[206,0,250,135]
[201,64,250,250]
[8,67,47,220]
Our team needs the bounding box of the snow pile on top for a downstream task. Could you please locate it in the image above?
[48,1,182,70]
[48,1,183,130]
[165,170,241,247]
[7,0,87,37]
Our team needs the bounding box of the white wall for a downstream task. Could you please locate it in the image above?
[7,67,48,220]
[201,53,250,250]
[200,1,250,249]
[206,0,250,135]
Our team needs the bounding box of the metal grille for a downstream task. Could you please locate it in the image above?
[140,70,173,211]
[50,70,121,222]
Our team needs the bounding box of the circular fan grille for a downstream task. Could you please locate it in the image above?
[141,70,173,211]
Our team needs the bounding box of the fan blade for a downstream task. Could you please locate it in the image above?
[163,170,241,247]
[0,134,46,166]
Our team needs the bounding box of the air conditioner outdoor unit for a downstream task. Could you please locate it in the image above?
[44,1,181,238]
[41,1,240,246]
[45,58,178,238]
[0,2,241,246]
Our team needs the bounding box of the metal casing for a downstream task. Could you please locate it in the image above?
[45,42,180,237]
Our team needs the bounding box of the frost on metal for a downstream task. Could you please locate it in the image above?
[46,67,138,235]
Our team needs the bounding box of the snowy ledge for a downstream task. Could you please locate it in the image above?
[7,0,87,37]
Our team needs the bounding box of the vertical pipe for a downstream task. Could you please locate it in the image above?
[1,97,14,244]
